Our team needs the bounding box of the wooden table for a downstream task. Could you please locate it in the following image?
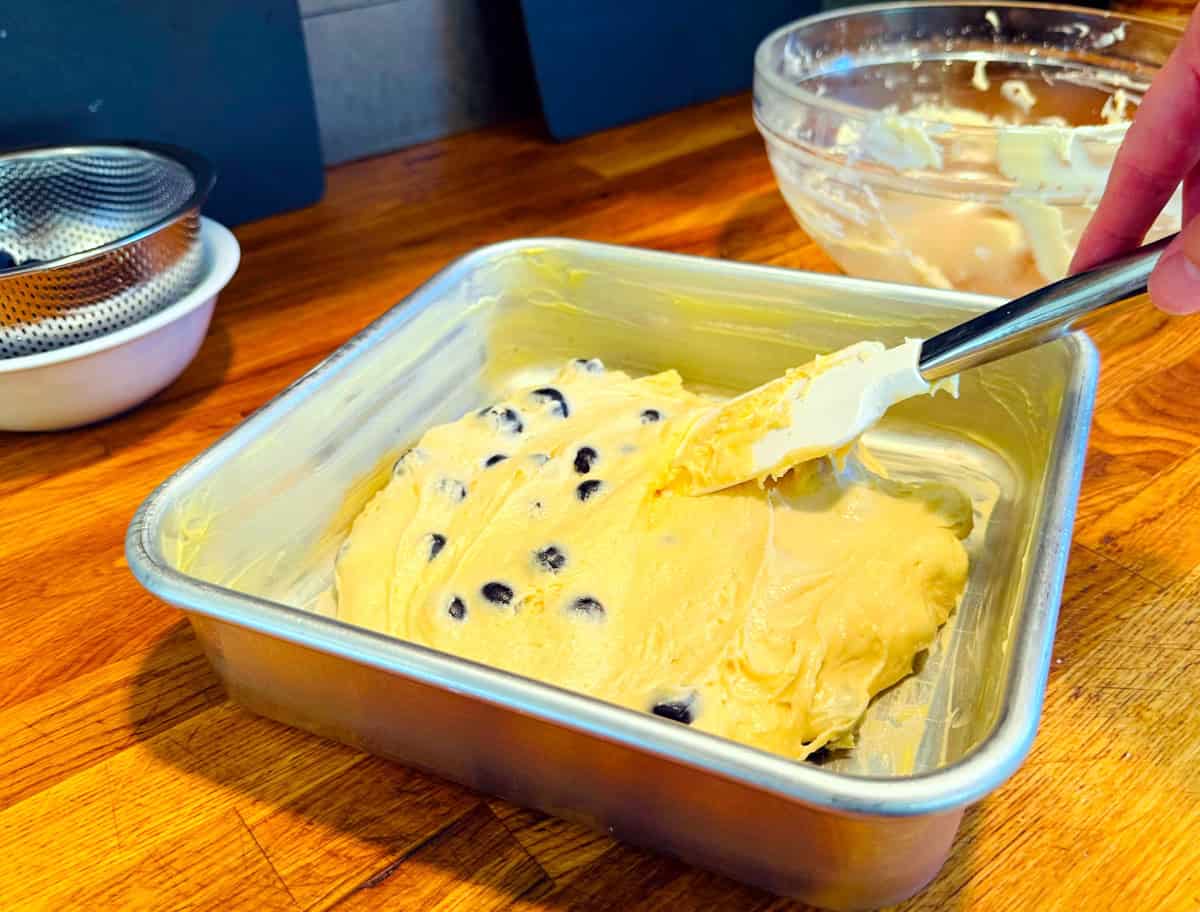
[2,94,1199,911]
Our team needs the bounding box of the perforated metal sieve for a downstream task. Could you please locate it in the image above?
[0,142,214,359]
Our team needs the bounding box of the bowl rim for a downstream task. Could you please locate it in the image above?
[0,216,239,374]
[0,140,216,278]
[753,0,1184,136]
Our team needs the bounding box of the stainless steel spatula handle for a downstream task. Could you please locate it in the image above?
[918,233,1178,381]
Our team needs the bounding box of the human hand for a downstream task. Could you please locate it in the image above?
[1071,10,1200,314]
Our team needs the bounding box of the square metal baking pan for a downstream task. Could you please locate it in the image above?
[127,239,1097,910]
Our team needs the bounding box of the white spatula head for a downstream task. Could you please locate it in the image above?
[668,235,1176,497]
[671,339,955,496]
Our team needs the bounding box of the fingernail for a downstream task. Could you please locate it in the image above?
[1149,252,1200,315]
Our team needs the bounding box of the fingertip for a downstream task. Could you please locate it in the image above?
[1071,223,1141,276]
[1068,247,1092,275]
[1069,246,1098,275]
[1149,251,1200,315]
[1070,222,1113,274]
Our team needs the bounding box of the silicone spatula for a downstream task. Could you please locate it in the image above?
[673,234,1175,496]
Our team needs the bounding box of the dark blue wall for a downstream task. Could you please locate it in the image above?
[520,0,822,140]
[0,0,324,226]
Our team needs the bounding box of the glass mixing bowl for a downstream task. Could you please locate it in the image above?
[754,2,1183,296]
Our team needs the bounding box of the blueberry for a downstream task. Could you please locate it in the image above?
[532,387,570,418]
[573,357,604,373]
[447,596,467,621]
[437,478,468,502]
[573,446,598,474]
[570,596,605,619]
[640,409,662,424]
[482,406,524,434]
[651,701,693,725]
[392,448,423,477]
[427,533,446,561]
[0,250,15,270]
[576,479,603,502]
[482,581,514,606]
[534,545,567,573]
[484,453,509,468]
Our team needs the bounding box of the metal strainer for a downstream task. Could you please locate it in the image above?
[0,142,214,359]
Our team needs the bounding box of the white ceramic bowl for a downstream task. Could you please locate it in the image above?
[0,217,240,431]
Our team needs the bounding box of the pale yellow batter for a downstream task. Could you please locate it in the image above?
[334,360,971,759]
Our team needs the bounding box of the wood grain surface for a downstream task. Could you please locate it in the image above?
[1111,0,1195,27]
[2,93,1199,911]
